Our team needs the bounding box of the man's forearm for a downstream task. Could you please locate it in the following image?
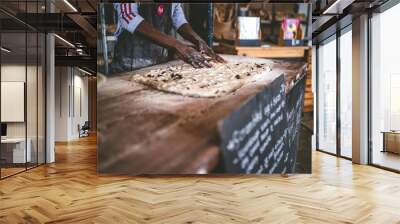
[177,23,204,45]
[134,21,210,68]
[136,21,182,49]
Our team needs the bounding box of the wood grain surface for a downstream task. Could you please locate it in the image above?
[98,55,306,175]
[1,135,400,223]
[215,43,309,58]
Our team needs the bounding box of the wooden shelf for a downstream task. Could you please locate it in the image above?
[215,43,310,59]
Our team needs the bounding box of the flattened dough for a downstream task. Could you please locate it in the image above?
[131,61,271,97]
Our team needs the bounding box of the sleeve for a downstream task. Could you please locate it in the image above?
[114,3,144,33]
[171,3,188,29]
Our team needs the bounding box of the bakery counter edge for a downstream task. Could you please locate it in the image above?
[97,55,307,175]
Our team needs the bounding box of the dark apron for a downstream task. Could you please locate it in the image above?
[113,4,173,72]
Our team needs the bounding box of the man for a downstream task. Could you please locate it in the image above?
[112,3,225,72]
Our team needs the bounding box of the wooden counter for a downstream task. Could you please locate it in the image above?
[382,131,400,154]
[215,43,314,113]
[98,55,306,175]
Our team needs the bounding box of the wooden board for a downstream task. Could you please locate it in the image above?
[97,55,306,175]
[215,43,309,58]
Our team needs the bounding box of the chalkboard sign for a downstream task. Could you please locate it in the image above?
[218,73,307,174]
[285,74,307,173]
[218,75,289,173]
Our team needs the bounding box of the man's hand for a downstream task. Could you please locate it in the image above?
[135,22,211,68]
[175,44,212,68]
[177,23,226,64]
[197,40,226,63]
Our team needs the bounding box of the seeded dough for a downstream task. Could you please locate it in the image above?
[131,61,272,98]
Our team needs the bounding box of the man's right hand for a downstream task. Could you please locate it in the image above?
[174,44,212,68]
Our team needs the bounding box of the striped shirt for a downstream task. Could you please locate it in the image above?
[113,3,188,37]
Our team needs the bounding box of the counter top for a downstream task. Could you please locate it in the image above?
[98,55,307,175]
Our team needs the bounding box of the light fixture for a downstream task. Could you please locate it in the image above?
[76,48,86,55]
[322,0,355,15]
[323,0,341,14]
[78,67,93,76]
[63,0,78,12]
[54,34,75,48]
[1,47,11,53]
